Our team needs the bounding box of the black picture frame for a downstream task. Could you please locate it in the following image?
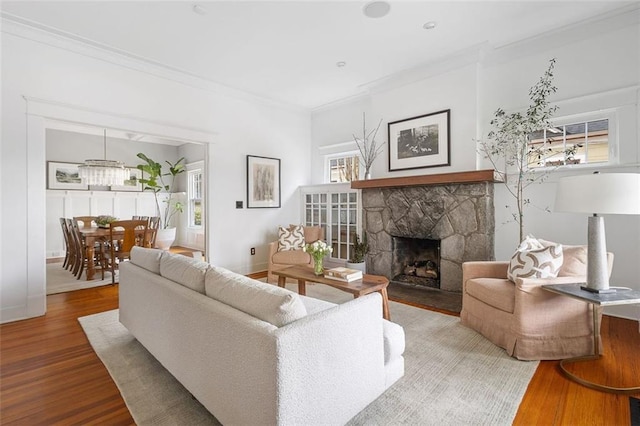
[388,109,451,171]
[246,155,281,208]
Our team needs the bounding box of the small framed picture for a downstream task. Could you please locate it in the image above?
[111,167,143,192]
[47,161,88,190]
[388,109,451,171]
[247,155,281,208]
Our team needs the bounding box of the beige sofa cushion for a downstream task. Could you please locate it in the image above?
[130,246,163,274]
[272,249,311,265]
[160,252,209,294]
[466,278,515,313]
[205,266,307,327]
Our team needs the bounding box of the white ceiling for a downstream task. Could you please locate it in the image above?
[1,1,635,110]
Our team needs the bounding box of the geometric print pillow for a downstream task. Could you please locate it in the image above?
[277,225,305,251]
[507,235,563,281]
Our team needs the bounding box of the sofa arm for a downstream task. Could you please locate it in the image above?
[273,293,391,425]
[462,261,509,281]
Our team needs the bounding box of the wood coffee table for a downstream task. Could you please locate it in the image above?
[273,265,391,320]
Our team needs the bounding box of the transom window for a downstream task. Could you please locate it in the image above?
[528,118,610,168]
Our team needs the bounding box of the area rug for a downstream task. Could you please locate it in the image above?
[79,285,538,426]
[47,263,114,295]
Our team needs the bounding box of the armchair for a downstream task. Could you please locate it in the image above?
[460,244,613,360]
[267,225,324,284]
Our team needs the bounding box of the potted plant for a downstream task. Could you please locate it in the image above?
[136,153,186,249]
[477,58,568,244]
[346,232,368,273]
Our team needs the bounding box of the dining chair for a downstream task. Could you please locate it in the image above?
[59,218,73,270]
[132,215,149,221]
[145,216,161,248]
[103,219,148,284]
[73,216,98,228]
[69,219,105,280]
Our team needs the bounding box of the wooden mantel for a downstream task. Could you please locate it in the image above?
[350,169,503,190]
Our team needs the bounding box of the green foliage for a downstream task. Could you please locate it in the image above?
[136,153,186,229]
[349,233,368,263]
[478,58,562,243]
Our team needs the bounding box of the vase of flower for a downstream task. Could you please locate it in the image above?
[303,240,333,276]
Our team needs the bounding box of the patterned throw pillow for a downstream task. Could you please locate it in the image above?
[507,235,563,281]
[277,225,305,251]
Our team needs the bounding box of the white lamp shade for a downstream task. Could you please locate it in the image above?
[554,173,640,215]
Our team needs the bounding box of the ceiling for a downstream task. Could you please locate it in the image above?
[1,1,635,110]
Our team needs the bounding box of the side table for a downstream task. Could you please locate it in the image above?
[542,283,640,394]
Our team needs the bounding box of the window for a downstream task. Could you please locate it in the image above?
[528,117,610,169]
[302,184,360,261]
[325,152,360,183]
[187,167,203,228]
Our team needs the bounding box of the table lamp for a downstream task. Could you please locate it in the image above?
[554,172,640,293]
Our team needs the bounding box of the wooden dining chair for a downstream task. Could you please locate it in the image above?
[59,218,73,270]
[69,219,105,280]
[132,215,149,221]
[145,216,161,248]
[73,216,97,228]
[103,220,148,284]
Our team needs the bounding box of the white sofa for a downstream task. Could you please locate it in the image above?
[119,247,405,425]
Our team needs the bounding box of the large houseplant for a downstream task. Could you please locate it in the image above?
[478,58,566,244]
[137,153,186,249]
[346,232,368,272]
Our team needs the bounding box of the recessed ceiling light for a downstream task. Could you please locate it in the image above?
[423,21,437,30]
[363,1,391,19]
[192,4,207,15]
[336,61,346,68]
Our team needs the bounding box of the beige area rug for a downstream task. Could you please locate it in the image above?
[79,284,539,426]
[47,263,115,295]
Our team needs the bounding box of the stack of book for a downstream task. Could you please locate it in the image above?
[324,267,363,282]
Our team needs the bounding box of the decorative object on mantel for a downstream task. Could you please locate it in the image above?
[554,172,640,293]
[303,240,333,275]
[47,161,88,190]
[353,113,384,179]
[78,129,129,187]
[137,153,185,249]
[246,155,281,208]
[477,58,567,243]
[388,109,450,172]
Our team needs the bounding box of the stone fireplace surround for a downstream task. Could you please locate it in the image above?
[352,170,500,293]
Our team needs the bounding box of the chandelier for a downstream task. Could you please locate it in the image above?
[78,129,129,186]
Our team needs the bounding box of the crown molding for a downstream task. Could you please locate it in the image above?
[1,13,308,114]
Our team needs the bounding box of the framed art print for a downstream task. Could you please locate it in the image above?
[388,109,451,171]
[47,161,88,190]
[247,155,281,208]
[110,167,143,192]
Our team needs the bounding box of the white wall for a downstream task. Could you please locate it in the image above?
[1,20,311,323]
[311,13,640,319]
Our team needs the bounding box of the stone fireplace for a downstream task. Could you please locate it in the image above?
[391,236,440,289]
[352,170,499,293]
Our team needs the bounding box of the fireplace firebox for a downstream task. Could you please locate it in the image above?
[391,236,440,289]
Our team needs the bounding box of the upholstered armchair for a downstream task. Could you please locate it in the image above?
[460,243,614,361]
[267,225,324,284]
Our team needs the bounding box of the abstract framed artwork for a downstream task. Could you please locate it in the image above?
[388,109,451,171]
[47,161,88,190]
[110,167,143,192]
[247,155,281,208]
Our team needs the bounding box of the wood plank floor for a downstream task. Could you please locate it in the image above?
[1,285,638,425]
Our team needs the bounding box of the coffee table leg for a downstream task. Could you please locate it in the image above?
[297,279,306,296]
[277,276,286,288]
[380,288,390,321]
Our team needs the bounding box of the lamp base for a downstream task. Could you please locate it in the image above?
[580,285,617,294]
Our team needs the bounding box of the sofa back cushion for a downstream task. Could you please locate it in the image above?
[160,252,209,294]
[205,266,307,327]
[130,246,163,274]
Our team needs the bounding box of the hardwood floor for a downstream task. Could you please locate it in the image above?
[1,285,638,425]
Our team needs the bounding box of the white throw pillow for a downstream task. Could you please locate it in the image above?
[508,235,563,281]
[205,266,307,327]
[277,225,305,251]
[130,246,163,274]
[160,252,209,294]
